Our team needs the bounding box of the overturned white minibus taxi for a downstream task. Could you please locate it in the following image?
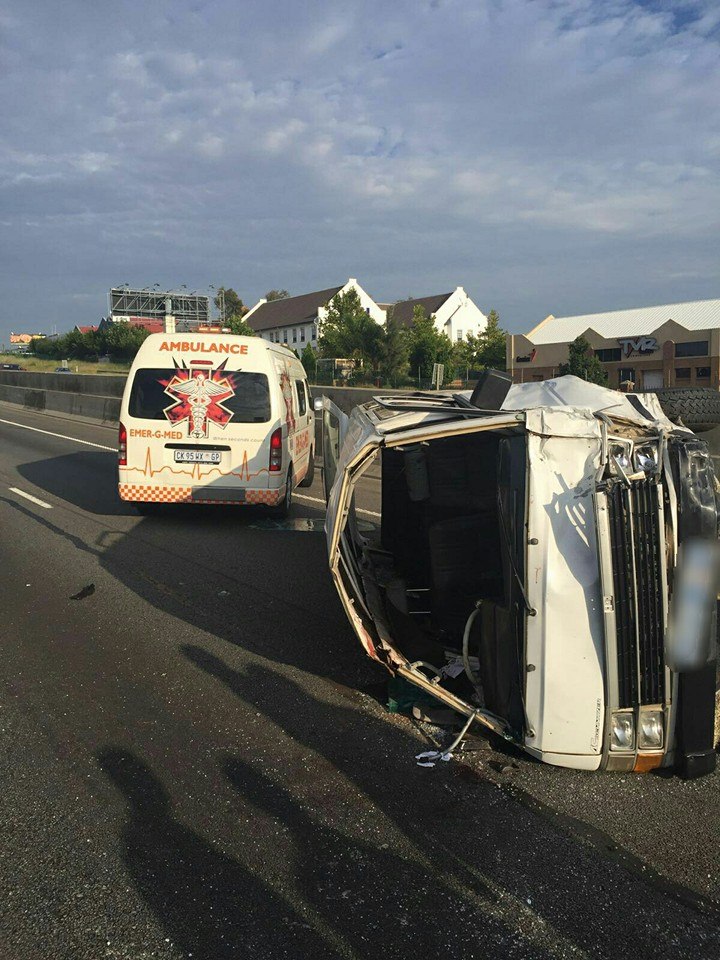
[318,376,719,777]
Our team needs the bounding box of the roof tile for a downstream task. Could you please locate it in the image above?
[247,286,343,332]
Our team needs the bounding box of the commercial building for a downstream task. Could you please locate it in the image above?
[508,298,720,390]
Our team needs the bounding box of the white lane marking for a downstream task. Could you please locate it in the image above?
[8,487,52,509]
[0,416,384,518]
[0,417,115,452]
[295,492,380,519]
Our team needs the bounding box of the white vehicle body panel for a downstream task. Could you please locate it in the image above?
[118,333,313,506]
[504,376,681,433]
[523,408,605,766]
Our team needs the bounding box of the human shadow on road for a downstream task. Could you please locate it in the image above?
[98,747,339,960]
[222,754,553,960]
[183,645,720,960]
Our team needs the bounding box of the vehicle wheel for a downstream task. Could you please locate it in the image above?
[299,449,315,487]
[135,501,161,515]
[651,387,720,433]
[270,465,293,518]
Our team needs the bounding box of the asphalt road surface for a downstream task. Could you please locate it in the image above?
[1,399,719,960]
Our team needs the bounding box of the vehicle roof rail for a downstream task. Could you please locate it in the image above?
[371,395,510,417]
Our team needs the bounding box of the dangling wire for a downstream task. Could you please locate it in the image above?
[462,600,484,700]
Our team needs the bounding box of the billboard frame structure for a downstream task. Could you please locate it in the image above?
[108,288,210,327]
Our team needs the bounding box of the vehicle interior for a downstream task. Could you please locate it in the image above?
[357,426,528,735]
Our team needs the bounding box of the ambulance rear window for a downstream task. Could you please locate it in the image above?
[128,369,272,423]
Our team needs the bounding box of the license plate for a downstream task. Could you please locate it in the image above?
[174,450,221,464]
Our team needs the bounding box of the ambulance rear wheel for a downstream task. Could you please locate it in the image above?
[299,449,315,487]
[270,465,293,518]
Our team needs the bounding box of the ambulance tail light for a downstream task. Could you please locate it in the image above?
[269,427,282,472]
[118,422,127,466]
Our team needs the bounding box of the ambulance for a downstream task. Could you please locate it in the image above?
[118,333,314,514]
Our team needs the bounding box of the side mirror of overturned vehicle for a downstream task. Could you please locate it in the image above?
[316,376,720,779]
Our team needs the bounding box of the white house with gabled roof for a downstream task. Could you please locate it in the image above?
[386,287,487,342]
[245,278,385,349]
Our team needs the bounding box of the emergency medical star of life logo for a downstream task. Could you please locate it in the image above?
[160,359,236,438]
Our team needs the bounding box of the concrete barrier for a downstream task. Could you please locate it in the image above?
[0,370,406,424]
[0,369,126,398]
[0,380,120,423]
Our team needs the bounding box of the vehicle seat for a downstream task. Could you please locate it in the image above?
[428,514,503,636]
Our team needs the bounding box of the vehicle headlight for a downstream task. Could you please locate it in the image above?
[633,443,659,474]
[610,712,635,751]
[608,441,632,476]
[638,710,664,750]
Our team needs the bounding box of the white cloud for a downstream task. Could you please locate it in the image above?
[197,135,224,159]
[0,0,719,336]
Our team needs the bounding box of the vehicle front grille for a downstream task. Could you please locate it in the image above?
[607,479,665,708]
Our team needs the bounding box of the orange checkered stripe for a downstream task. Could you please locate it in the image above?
[118,483,283,506]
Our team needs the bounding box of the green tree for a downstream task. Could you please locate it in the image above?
[318,288,383,374]
[34,334,65,359]
[101,322,151,361]
[213,287,247,323]
[558,335,608,385]
[265,289,290,301]
[300,343,317,381]
[474,308,507,370]
[379,306,409,386]
[225,313,256,337]
[452,336,475,381]
[405,306,455,382]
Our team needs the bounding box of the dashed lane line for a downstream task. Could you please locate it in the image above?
[0,415,382,518]
[8,487,52,509]
[0,417,115,451]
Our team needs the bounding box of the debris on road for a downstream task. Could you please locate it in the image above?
[70,583,95,601]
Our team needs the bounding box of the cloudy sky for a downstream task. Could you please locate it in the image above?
[1,0,719,343]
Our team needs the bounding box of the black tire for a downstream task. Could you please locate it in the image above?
[269,464,293,518]
[651,387,720,433]
[299,449,315,487]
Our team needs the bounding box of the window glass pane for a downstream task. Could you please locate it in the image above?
[696,367,711,378]
[675,367,691,379]
[323,410,341,494]
[596,348,621,362]
[675,340,708,358]
[619,368,635,382]
[128,368,271,423]
[294,379,306,415]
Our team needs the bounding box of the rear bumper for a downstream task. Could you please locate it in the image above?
[118,482,284,506]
